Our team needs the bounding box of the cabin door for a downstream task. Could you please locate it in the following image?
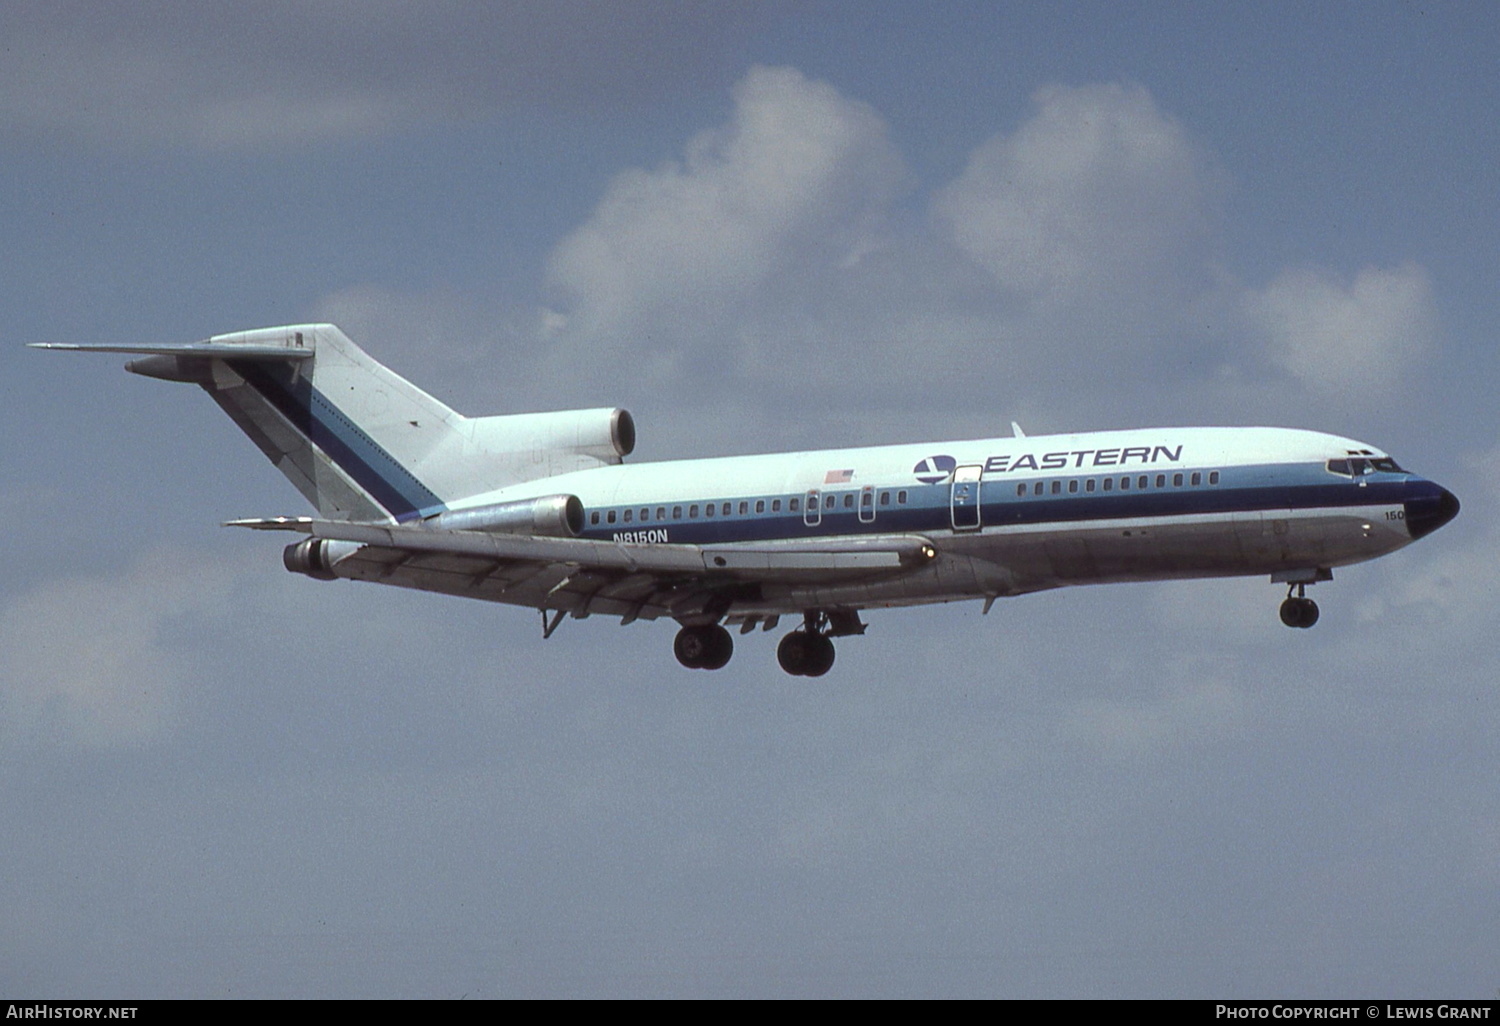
[950,465,983,532]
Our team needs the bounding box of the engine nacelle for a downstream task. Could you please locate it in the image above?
[283,538,361,580]
[466,407,635,479]
[427,493,585,537]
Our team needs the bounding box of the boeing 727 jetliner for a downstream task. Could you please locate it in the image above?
[33,324,1459,676]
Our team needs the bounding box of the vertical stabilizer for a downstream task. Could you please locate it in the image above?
[36,324,637,521]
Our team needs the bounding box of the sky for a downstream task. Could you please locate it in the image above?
[2,1,1497,998]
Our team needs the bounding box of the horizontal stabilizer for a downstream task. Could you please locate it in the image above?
[28,341,313,360]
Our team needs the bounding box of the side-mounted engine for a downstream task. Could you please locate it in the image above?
[423,494,584,537]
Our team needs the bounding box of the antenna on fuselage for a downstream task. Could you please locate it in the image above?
[1011,421,1026,438]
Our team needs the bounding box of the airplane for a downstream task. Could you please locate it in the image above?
[32,323,1460,676]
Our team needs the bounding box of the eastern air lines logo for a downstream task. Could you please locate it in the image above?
[913,454,956,484]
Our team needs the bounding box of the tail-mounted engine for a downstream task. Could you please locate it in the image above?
[283,538,360,580]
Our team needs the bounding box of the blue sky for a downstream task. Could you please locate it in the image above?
[2,1,1497,997]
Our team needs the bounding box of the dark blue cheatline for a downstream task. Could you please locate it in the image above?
[228,360,446,523]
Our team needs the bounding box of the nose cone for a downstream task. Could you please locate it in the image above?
[1405,486,1460,540]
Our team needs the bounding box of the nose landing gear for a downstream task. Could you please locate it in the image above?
[1279,583,1320,629]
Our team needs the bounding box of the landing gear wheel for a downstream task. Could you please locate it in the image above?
[1279,596,1319,629]
[776,632,811,675]
[674,624,733,669]
[777,631,836,676]
[802,633,835,677]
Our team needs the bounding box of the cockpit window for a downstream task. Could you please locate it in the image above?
[1327,456,1405,477]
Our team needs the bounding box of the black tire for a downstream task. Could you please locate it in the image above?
[676,624,733,670]
[1297,598,1319,628]
[1279,597,1304,628]
[802,633,836,677]
[674,626,708,668]
[777,632,811,675]
[1279,597,1320,629]
[699,625,733,670]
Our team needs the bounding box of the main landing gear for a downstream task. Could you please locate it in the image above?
[674,609,861,675]
[1279,583,1320,629]
[673,623,733,670]
[777,629,836,677]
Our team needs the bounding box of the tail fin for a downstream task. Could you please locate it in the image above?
[33,324,635,522]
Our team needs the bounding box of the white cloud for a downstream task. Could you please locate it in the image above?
[0,551,235,748]
[933,83,1218,307]
[1244,262,1438,396]
[306,72,1444,452]
[546,65,905,340]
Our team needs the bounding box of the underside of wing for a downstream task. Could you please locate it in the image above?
[232,517,939,624]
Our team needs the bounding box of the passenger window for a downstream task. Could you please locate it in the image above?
[772,499,781,512]
[1103,478,1112,492]
[657,507,666,520]
[689,505,699,517]
[723,503,731,516]
[756,500,766,513]
[1016,483,1026,497]
[1191,472,1201,486]
[879,491,890,506]
[1033,481,1044,495]
[843,494,854,508]
[1138,476,1148,489]
[739,501,748,515]
[898,490,908,504]
[1156,474,1166,488]
[1051,481,1061,494]
[1173,473,1184,487]
[1069,480,1079,494]
[590,511,600,526]
[704,503,713,517]
[607,510,617,524]
[790,498,799,512]
[1209,471,1220,485]
[1119,477,1129,490]
[623,509,632,522]
[673,506,682,519]
[1086,480,1096,492]
[825,495,835,509]
[640,508,649,521]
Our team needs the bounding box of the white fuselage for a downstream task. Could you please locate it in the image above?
[432,425,1440,616]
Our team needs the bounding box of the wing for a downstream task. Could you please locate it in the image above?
[231,517,938,625]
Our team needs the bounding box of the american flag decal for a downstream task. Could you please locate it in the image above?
[824,469,853,484]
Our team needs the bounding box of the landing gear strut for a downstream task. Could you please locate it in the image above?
[674,624,733,669]
[1279,583,1320,629]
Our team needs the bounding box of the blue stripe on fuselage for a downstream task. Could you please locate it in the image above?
[579,469,1428,546]
[227,360,445,522]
